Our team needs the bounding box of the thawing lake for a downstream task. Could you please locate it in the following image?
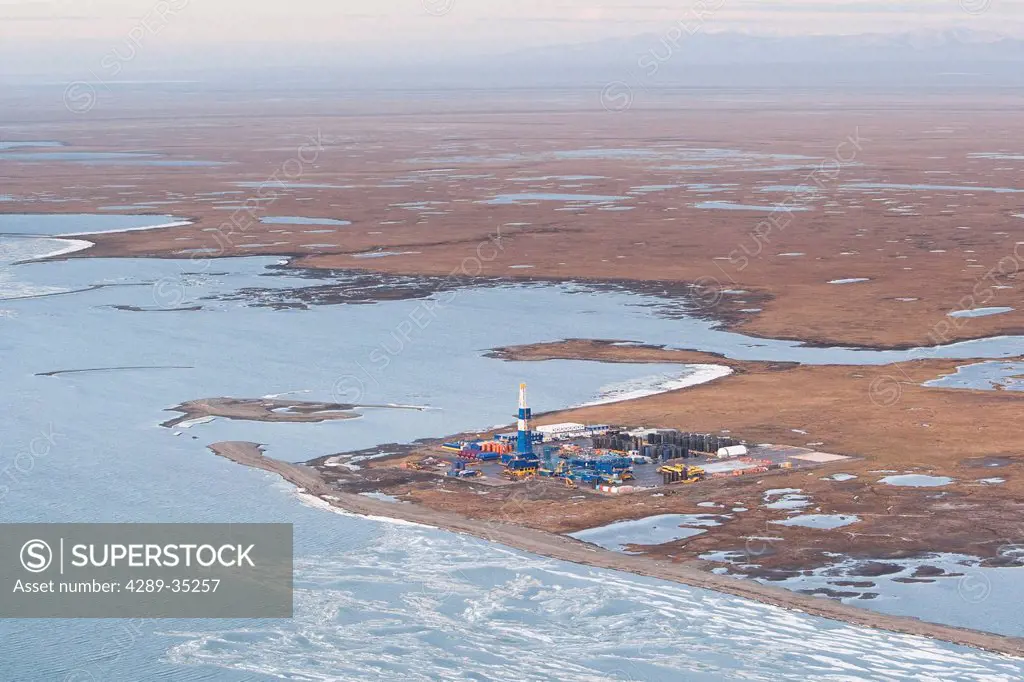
[925,361,1024,392]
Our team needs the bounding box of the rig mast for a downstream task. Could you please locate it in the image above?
[516,382,533,456]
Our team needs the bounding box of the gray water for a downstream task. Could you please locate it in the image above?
[842,182,1024,194]
[0,152,226,167]
[568,514,722,552]
[0,141,66,151]
[693,201,811,212]
[480,193,628,205]
[924,361,1024,392]
[948,307,1014,318]
[879,475,955,488]
[770,514,861,529]
[731,551,1024,639]
[0,213,187,237]
[258,217,353,226]
[2,214,1024,680]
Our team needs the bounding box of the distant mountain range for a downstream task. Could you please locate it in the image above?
[6,29,1022,90]
[500,28,1021,68]
[461,29,1024,89]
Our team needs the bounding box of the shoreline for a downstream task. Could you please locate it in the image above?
[7,211,1018,351]
[0,234,95,264]
[41,240,1024,351]
[574,364,734,406]
[210,440,1024,658]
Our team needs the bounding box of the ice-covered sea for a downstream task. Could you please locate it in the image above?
[2,214,1024,680]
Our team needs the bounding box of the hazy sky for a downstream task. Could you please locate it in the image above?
[1,0,1022,79]
[2,0,1021,46]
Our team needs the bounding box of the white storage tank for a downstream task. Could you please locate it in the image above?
[716,445,748,459]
